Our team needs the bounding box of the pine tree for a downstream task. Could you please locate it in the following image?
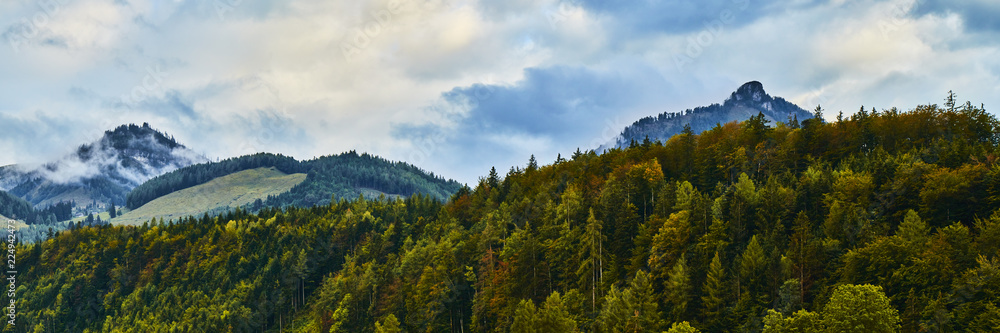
[631,270,662,331]
[945,90,957,111]
[649,211,691,283]
[487,167,500,189]
[511,299,539,333]
[665,255,692,322]
[737,235,769,326]
[701,251,728,330]
[577,209,605,314]
[597,285,629,332]
[787,211,820,307]
[537,292,577,333]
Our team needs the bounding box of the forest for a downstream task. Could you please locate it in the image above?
[0,190,73,224]
[9,97,1000,332]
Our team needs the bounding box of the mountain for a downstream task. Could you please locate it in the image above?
[0,123,207,210]
[604,81,813,149]
[14,98,1000,332]
[123,151,463,220]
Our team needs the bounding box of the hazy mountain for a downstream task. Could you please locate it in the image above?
[0,123,207,209]
[603,81,813,149]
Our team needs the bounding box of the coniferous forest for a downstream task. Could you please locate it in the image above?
[12,100,1000,332]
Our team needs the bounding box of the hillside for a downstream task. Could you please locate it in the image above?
[126,151,463,213]
[0,189,71,224]
[114,167,307,225]
[0,123,206,211]
[11,99,1000,332]
[605,81,813,149]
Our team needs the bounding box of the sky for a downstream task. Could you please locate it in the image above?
[1,0,999,185]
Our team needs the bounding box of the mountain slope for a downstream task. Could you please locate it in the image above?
[126,151,464,214]
[0,123,206,210]
[0,189,39,223]
[265,151,463,207]
[114,167,307,225]
[606,81,813,149]
[0,189,73,224]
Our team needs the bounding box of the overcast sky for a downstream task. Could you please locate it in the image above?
[1,0,999,184]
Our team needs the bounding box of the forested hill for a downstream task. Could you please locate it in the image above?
[0,190,73,224]
[126,151,463,210]
[12,99,1000,332]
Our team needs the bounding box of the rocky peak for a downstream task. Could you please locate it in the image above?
[728,81,771,105]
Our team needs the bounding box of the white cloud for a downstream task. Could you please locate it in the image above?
[0,0,998,185]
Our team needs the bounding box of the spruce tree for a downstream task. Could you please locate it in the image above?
[666,255,692,322]
[701,251,728,330]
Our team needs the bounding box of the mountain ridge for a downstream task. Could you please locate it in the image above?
[604,81,813,149]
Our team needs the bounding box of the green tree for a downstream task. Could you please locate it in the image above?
[511,299,539,333]
[762,309,821,333]
[375,314,401,333]
[649,210,691,283]
[897,210,929,248]
[596,270,661,332]
[665,255,691,322]
[537,292,577,333]
[787,211,821,307]
[737,235,770,327]
[630,270,662,331]
[975,211,1000,258]
[701,251,728,330]
[108,203,117,219]
[665,321,701,333]
[487,167,500,189]
[822,284,900,333]
[577,209,606,314]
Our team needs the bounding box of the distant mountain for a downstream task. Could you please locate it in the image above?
[0,123,207,209]
[603,81,813,149]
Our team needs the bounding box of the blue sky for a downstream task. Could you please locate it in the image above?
[1,0,999,184]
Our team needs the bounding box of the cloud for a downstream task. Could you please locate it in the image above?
[912,0,1000,33]
[572,0,819,37]
[392,62,675,183]
[1,0,999,187]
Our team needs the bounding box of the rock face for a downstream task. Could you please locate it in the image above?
[604,81,812,149]
[0,123,207,208]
